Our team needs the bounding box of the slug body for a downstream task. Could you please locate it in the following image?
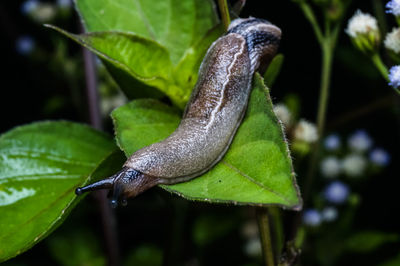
[76,18,281,206]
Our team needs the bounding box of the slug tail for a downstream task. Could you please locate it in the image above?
[75,167,161,208]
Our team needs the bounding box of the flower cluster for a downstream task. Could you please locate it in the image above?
[303,206,339,227]
[320,130,389,180]
[345,3,400,92]
[20,0,72,23]
[304,130,391,227]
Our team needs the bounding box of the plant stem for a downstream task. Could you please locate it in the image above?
[298,2,324,45]
[83,46,102,130]
[371,53,389,81]
[256,208,275,266]
[316,42,333,142]
[269,207,284,259]
[82,34,120,266]
[218,0,231,31]
[371,53,400,95]
[303,40,333,202]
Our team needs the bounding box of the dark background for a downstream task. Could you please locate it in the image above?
[0,0,399,265]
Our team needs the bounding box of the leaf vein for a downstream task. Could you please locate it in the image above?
[221,161,291,203]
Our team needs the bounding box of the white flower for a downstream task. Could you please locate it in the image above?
[273,103,292,127]
[387,0,400,16]
[389,65,400,88]
[303,209,322,226]
[384,28,400,53]
[346,10,378,38]
[294,119,318,143]
[244,237,261,257]
[31,3,56,23]
[320,156,342,178]
[321,207,338,222]
[342,154,367,177]
[323,181,350,204]
[348,130,373,152]
[346,10,380,53]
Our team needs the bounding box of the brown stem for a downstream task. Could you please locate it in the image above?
[256,208,275,266]
[81,26,120,266]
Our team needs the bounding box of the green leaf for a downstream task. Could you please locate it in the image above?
[112,74,302,209]
[75,0,219,65]
[66,0,220,108]
[344,231,399,253]
[263,54,284,87]
[101,61,165,100]
[0,121,118,262]
[46,26,180,102]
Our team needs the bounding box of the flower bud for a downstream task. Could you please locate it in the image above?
[294,119,318,143]
[346,10,380,54]
[303,209,322,227]
[384,28,400,62]
[273,103,292,128]
[323,181,350,204]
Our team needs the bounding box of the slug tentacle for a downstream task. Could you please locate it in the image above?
[75,178,114,195]
[76,167,161,207]
[75,17,281,206]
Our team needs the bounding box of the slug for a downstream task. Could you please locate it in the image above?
[76,18,281,207]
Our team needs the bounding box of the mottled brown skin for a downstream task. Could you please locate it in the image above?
[75,18,281,207]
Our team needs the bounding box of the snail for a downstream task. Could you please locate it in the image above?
[76,17,281,207]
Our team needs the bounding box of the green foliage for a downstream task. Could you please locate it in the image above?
[344,231,399,253]
[123,245,163,266]
[47,229,106,266]
[192,214,238,247]
[112,74,302,209]
[379,253,400,266]
[75,0,218,64]
[0,122,118,262]
[47,25,175,101]
[263,54,284,87]
[53,0,224,108]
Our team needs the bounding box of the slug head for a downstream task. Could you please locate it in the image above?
[75,167,161,208]
[228,17,282,73]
